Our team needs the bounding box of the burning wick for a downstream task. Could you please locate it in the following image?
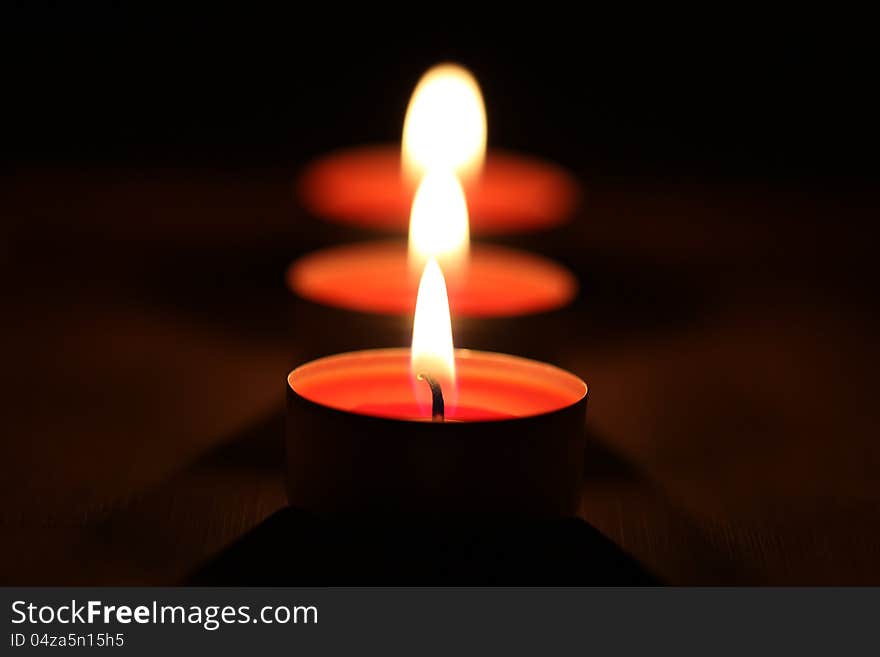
[411,256,457,422]
[416,373,445,422]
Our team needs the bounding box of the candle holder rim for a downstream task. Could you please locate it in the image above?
[287,346,588,426]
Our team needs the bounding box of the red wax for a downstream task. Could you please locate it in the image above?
[297,145,580,235]
[289,348,587,422]
[288,240,577,317]
[350,403,514,422]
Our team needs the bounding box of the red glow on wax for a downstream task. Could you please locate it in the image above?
[289,348,587,422]
[350,402,514,422]
[298,145,579,235]
[288,241,577,317]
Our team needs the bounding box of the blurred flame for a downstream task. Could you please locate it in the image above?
[411,257,456,409]
[402,63,487,184]
[408,169,470,277]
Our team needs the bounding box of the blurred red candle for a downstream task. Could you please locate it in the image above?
[290,169,577,317]
[286,258,588,515]
[297,63,580,235]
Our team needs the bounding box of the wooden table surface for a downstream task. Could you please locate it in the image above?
[1,166,877,584]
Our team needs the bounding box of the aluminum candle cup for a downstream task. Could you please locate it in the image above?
[286,348,588,516]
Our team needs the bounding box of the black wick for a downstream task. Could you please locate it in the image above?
[416,373,445,422]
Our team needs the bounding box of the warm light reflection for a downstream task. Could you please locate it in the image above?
[401,63,487,185]
[411,257,457,411]
[408,169,470,277]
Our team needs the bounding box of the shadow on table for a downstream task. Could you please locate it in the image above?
[187,416,659,585]
[187,507,659,585]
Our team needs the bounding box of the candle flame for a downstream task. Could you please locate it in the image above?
[408,168,470,277]
[411,257,457,412]
[401,63,487,185]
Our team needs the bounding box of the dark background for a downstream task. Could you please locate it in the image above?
[4,9,877,177]
[1,8,878,584]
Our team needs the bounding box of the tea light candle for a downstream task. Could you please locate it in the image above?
[288,241,576,317]
[286,258,588,515]
[289,170,578,317]
[297,63,580,235]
